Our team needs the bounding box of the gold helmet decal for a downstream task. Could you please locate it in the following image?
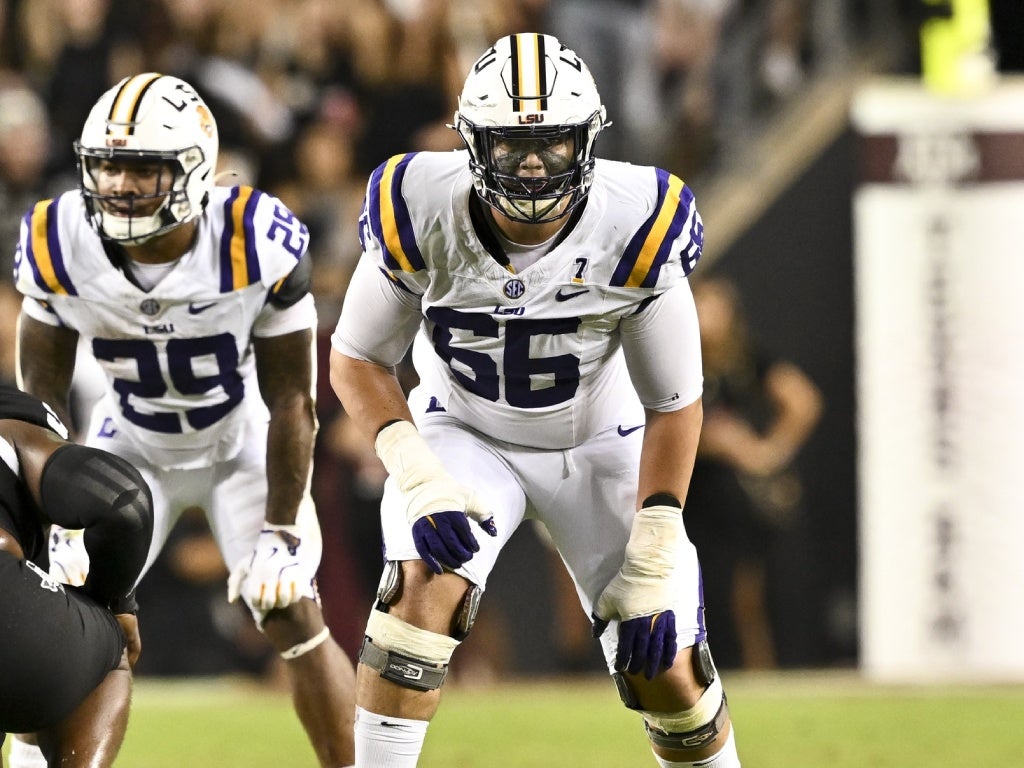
[508,33,550,116]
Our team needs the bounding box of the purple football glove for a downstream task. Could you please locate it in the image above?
[412,511,498,574]
[593,610,678,679]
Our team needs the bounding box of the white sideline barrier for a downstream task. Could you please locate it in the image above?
[853,77,1024,682]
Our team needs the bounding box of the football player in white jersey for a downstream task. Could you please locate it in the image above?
[12,74,356,768]
[330,33,741,768]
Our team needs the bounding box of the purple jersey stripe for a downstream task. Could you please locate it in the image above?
[219,186,240,292]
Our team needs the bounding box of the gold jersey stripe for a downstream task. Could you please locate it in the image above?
[29,201,67,295]
[379,154,415,273]
[228,186,256,289]
[626,174,685,288]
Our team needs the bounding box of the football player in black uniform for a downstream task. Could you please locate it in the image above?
[0,385,153,767]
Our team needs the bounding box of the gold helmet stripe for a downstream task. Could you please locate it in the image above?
[510,33,548,113]
[107,72,163,135]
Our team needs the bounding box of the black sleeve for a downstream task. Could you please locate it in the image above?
[40,444,154,613]
[268,256,312,308]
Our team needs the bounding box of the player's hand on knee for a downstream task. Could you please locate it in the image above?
[411,507,496,574]
[608,611,678,679]
[591,500,684,679]
[227,522,315,612]
[375,420,496,574]
[47,525,89,586]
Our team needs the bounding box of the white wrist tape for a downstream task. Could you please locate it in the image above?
[375,420,445,494]
[375,420,494,534]
[594,504,684,624]
[623,505,684,580]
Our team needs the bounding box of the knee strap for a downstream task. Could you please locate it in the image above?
[359,609,461,691]
[642,677,730,751]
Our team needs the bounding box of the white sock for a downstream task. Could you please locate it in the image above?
[8,737,48,768]
[653,726,740,767]
[354,706,429,768]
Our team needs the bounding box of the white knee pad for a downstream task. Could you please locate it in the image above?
[642,677,730,751]
[358,609,461,691]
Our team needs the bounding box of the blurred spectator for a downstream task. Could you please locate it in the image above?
[655,0,735,178]
[759,0,811,101]
[685,276,823,669]
[0,280,18,385]
[0,0,18,71]
[545,0,671,166]
[269,113,365,328]
[19,0,144,158]
[350,0,464,175]
[0,82,53,278]
[988,0,1024,72]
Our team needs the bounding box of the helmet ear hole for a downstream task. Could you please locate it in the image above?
[454,33,607,224]
[75,73,219,244]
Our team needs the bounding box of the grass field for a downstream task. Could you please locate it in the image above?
[5,671,1024,766]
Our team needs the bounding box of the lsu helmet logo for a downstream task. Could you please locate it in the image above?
[196,104,216,138]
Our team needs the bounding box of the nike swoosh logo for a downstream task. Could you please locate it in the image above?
[617,424,643,437]
[380,721,411,729]
[188,301,217,314]
[555,288,589,302]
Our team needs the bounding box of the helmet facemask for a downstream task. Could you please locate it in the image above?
[458,116,602,224]
[77,145,208,245]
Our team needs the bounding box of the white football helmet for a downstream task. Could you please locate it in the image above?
[76,73,218,244]
[454,33,608,224]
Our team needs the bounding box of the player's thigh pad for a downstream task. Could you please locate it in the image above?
[379,418,527,589]
[0,554,123,733]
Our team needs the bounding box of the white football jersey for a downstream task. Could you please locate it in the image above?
[334,150,704,450]
[14,186,315,469]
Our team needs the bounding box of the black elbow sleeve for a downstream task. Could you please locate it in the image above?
[40,444,154,611]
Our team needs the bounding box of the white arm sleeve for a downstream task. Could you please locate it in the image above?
[620,280,703,411]
[330,256,423,367]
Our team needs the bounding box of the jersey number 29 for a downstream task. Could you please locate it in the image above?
[93,334,243,433]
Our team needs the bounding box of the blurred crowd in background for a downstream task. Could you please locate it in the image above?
[0,1,918,291]
[0,0,991,683]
